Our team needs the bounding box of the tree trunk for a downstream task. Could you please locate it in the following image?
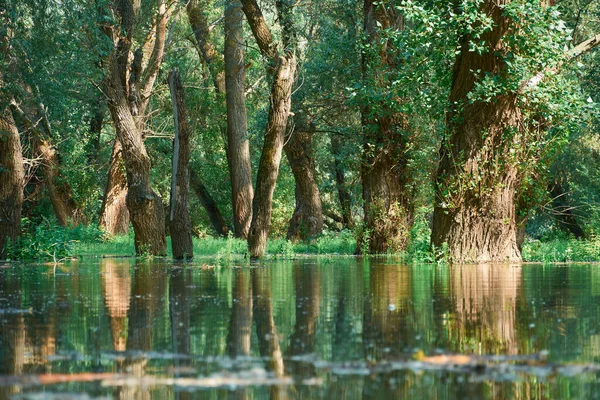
[331,135,353,228]
[431,0,522,263]
[189,170,230,236]
[102,0,169,256]
[359,0,414,254]
[187,0,226,94]
[11,101,80,226]
[0,108,24,259]
[99,140,130,235]
[248,54,297,258]
[225,0,253,239]
[284,122,323,242]
[107,92,166,255]
[168,69,194,260]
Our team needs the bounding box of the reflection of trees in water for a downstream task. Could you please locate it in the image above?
[447,264,521,355]
[251,267,288,400]
[363,263,412,361]
[118,259,168,400]
[169,265,192,400]
[0,270,25,397]
[101,259,131,352]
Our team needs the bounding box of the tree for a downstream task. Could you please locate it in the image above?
[431,1,600,262]
[359,0,415,253]
[168,69,194,260]
[102,0,172,255]
[225,0,254,239]
[241,0,297,258]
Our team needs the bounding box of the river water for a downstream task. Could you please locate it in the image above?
[0,258,599,399]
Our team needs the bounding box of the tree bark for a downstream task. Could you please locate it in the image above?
[189,169,230,236]
[102,0,170,256]
[99,140,130,235]
[187,0,226,94]
[168,69,194,260]
[106,88,166,255]
[0,107,24,259]
[359,0,414,254]
[284,122,323,242]
[225,0,253,239]
[330,135,353,228]
[11,100,81,227]
[431,0,522,263]
[248,53,297,258]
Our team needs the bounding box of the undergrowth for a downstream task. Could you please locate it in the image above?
[7,217,600,264]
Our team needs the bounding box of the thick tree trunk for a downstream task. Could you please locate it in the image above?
[431,0,522,263]
[102,0,169,256]
[0,108,24,259]
[189,170,229,236]
[99,140,130,235]
[331,135,353,228]
[225,0,253,239]
[248,54,297,258]
[168,69,194,260]
[359,0,414,254]
[107,93,166,255]
[284,123,323,242]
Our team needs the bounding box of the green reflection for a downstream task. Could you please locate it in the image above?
[0,260,599,399]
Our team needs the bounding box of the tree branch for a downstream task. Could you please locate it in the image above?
[525,34,600,89]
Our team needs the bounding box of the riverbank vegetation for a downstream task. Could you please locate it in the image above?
[2,0,600,263]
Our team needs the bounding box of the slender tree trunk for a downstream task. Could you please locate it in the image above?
[168,69,194,260]
[248,54,297,258]
[99,140,130,235]
[0,108,24,259]
[284,122,323,241]
[87,94,106,163]
[189,170,229,236]
[331,135,353,228]
[225,0,253,239]
[359,0,414,254]
[11,102,80,226]
[187,0,226,94]
[431,0,522,263]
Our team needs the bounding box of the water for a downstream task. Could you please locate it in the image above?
[1,258,600,399]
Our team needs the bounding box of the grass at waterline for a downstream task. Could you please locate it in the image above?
[71,230,357,260]
[9,220,600,263]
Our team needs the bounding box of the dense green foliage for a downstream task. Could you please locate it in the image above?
[2,0,600,260]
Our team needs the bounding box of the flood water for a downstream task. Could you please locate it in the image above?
[1,258,600,399]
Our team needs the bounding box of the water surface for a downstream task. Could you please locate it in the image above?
[1,258,599,399]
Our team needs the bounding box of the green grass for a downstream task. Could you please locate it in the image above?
[522,237,600,263]
[14,218,600,264]
[70,229,357,260]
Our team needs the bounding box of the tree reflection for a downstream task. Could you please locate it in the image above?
[0,270,25,397]
[251,267,288,400]
[101,258,131,353]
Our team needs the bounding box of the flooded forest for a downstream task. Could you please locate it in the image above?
[2,0,600,398]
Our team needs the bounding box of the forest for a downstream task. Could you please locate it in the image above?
[1,0,600,263]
